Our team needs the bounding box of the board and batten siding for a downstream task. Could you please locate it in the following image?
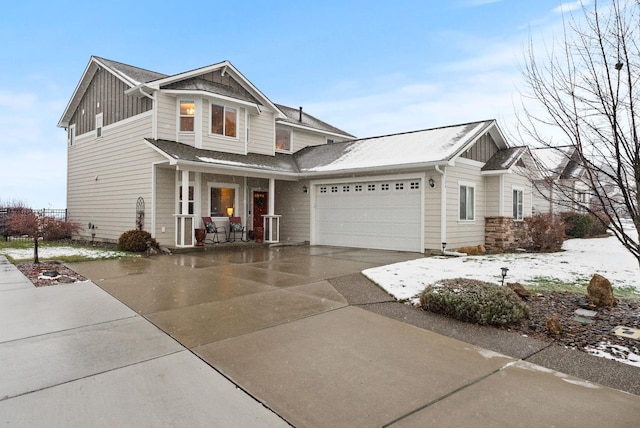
[67,113,163,242]
[275,180,311,243]
[70,68,152,136]
[444,161,486,249]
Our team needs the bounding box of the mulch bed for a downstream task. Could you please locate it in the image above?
[15,261,88,287]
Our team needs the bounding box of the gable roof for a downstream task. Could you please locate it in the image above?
[481,146,530,173]
[531,146,585,180]
[294,120,501,174]
[275,104,356,138]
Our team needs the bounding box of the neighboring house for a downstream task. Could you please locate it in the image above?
[531,146,588,214]
[58,56,534,253]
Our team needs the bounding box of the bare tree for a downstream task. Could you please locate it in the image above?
[5,203,41,263]
[518,0,640,267]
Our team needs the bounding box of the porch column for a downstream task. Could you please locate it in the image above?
[263,178,280,243]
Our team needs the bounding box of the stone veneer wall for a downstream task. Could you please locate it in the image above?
[485,216,529,252]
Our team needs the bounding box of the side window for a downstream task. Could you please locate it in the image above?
[513,188,524,220]
[95,113,103,138]
[69,124,76,146]
[211,104,237,138]
[459,184,475,221]
[276,127,291,151]
[179,101,195,132]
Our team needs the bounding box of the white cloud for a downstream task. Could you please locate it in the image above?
[553,1,589,14]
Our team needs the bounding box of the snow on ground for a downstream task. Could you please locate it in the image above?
[363,232,640,303]
[0,246,129,260]
[363,229,640,368]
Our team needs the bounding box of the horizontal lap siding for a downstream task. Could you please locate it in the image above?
[484,176,500,217]
[504,168,533,218]
[445,163,486,249]
[249,111,275,155]
[67,113,161,242]
[292,129,326,151]
[276,180,310,243]
[154,166,177,246]
[201,103,247,154]
[156,95,176,141]
[424,172,441,251]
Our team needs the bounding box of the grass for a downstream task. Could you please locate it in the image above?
[0,239,136,263]
[525,276,640,301]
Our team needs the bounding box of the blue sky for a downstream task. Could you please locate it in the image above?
[0,0,586,208]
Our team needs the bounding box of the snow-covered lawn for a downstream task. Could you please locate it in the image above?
[0,246,130,261]
[363,231,640,368]
[363,233,640,303]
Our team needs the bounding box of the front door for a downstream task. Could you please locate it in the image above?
[252,191,268,229]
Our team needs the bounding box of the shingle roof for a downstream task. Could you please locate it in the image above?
[93,56,167,85]
[275,104,355,138]
[146,120,508,177]
[531,146,584,179]
[161,77,261,105]
[482,146,528,172]
[146,139,299,175]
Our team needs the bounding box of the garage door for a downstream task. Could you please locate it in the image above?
[314,177,423,252]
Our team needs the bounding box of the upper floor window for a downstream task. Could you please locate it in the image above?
[276,127,291,151]
[513,188,524,220]
[459,184,475,221]
[211,104,236,138]
[180,101,195,132]
[68,124,75,146]
[95,113,103,138]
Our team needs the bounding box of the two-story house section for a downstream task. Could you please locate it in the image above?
[58,56,355,248]
[59,56,535,253]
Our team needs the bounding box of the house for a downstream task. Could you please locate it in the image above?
[531,146,588,214]
[58,56,535,253]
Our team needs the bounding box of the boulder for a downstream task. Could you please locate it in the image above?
[545,316,562,335]
[507,282,531,300]
[587,274,616,307]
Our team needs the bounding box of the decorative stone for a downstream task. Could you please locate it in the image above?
[611,326,640,340]
[42,270,60,277]
[545,316,562,335]
[587,274,617,307]
[574,308,597,318]
[572,316,595,325]
[507,282,531,300]
[57,276,75,284]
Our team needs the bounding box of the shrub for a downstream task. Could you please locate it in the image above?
[117,229,158,252]
[562,212,594,238]
[524,213,564,252]
[41,217,82,241]
[589,210,610,236]
[419,278,528,325]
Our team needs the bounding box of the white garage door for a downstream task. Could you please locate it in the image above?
[314,177,423,252]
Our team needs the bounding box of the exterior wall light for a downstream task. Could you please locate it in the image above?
[428,178,435,188]
[302,185,308,193]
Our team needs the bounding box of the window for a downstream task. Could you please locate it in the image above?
[343,185,350,192]
[410,182,420,189]
[355,185,362,192]
[178,185,194,215]
[211,104,237,137]
[320,186,327,193]
[179,101,195,132]
[459,184,475,221]
[331,186,338,193]
[395,183,404,190]
[368,184,376,191]
[68,124,75,146]
[276,127,292,151]
[381,183,389,191]
[513,188,524,220]
[210,187,235,216]
[95,113,103,138]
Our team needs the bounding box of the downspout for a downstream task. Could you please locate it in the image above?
[436,165,465,257]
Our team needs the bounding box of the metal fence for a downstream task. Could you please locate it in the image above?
[0,208,68,240]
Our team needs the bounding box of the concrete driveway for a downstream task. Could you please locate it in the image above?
[2,246,639,427]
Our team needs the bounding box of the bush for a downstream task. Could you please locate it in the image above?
[41,217,82,241]
[117,229,158,252]
[562,212,594,238]
[524,213,565,252]
[419,278,528,326]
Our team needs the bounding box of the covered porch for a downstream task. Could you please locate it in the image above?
[145,139,300,249]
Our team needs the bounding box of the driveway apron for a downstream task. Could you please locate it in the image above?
[68,247,640,427]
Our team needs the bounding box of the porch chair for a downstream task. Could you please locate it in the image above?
[202,217,227,243]
[228,216,248,242]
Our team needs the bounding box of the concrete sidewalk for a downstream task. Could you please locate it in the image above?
[0,256,288,427]
[2,249,640,427]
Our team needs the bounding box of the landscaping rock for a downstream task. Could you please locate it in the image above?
[587,274,617,307]
[507,282,531,300]
[545,315,562,335]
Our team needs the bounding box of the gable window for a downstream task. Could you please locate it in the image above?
[513,188,524,220]
[95,113,103,138]
[180,101,195,132]
[211,104,237,137]
[276,127,291,151]
[459,184,475,221]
